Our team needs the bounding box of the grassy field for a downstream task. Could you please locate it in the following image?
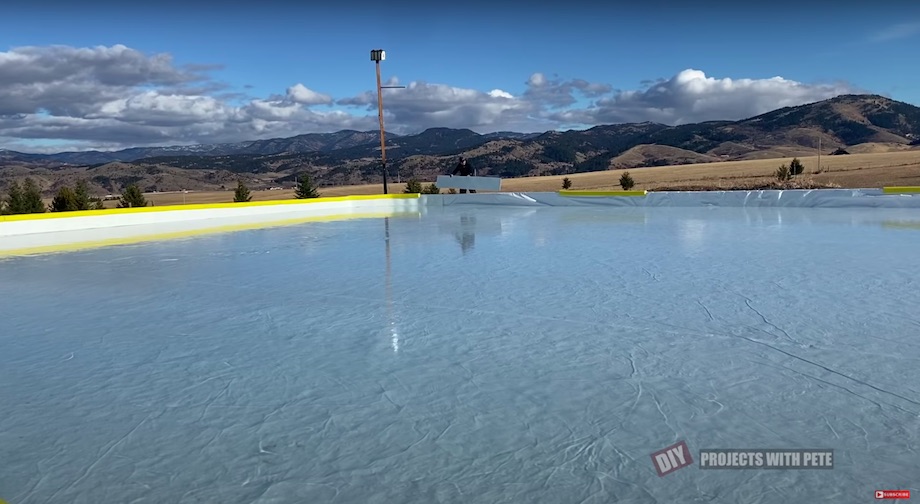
[91,150,920,207]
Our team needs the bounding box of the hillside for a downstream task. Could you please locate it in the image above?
[609,145,719,168]
[2,94,919,195]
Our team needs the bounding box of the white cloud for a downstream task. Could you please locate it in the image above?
[550,69,861,126]
[286,83,333,105]
[337,80,536,131]
[488,89,514,99]
[869,21,920,42]
[0,44,868,151]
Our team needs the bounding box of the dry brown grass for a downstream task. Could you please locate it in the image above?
[68,150,919,207]
[505,150,920,192]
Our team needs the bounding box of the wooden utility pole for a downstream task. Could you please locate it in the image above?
[370,49,405,195]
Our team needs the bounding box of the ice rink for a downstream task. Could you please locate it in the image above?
[2,204,919,503]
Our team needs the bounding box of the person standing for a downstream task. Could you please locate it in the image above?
[450,157,476,193]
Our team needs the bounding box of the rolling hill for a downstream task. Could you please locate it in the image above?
[1,94,918,196]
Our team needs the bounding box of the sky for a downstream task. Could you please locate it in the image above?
[2,0,920,152]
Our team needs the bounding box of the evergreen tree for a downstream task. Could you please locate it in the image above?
[234,180,252,202]
[404,178,423,193]
[118,184,147,208]
[422,183,440,194]
[21,178,46,213]
[775,164,791,181]
[4,180,23,214]
[73,179,98,210]
[562,177,572,189]
[294,174,320,199]
[619,171,635,190]
[789,157,805,176]
[50,186,79,212]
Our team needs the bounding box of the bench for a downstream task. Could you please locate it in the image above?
[436,175,502,191]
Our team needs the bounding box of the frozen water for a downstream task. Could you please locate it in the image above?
[1,205,919,503]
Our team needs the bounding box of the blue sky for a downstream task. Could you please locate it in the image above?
[2,2,920,151]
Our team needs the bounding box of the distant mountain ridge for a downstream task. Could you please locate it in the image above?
[1,94,918,195]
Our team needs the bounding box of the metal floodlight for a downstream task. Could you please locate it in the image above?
[370,49,385,62]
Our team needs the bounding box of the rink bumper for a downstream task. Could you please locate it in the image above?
[0,194,420,236]
[3,188,919,257]
[0,194,421,257]
[422,188,920,208]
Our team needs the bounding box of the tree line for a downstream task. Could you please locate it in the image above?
[1,178,149,215]
[2,170,453,215]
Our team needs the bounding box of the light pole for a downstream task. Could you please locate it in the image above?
[370,49,405,194]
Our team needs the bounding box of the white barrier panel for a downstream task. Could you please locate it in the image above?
[2,189,917,257]
[0,196,422,256]
[436,175,502,191]
[0,197,420,237]
[422,189,920,208]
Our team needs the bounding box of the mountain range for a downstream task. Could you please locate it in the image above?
[1,94,919,195]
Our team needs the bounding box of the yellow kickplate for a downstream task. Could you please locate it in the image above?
[882,186,920,194]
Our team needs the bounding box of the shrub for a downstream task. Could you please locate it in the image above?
[619,171,635,190]
[562,177,572,189]
[422,183,440,194]
[234,180,252,202]
[448,188,458,194]
[775,164,791,181]
[789,157,805,176]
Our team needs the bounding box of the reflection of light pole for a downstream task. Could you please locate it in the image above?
[384,216,397,352]
[370,49,405,195]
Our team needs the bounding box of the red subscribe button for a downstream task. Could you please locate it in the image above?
[876,490,910,499]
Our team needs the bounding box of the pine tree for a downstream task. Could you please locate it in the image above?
[404,178,423,193]
[789,157,805,176]
[775,164,791,181]
[21,178,46,213]
[619,171,635,190]
[50,186,79,212]
[294,174,320,199]
[234,180,252,202]
[562,177,572,189]
[4,180,23,214]
[118,184,147,208]
[73,179,97,210]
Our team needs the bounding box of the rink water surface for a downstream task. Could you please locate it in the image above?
[1,204,919,503]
